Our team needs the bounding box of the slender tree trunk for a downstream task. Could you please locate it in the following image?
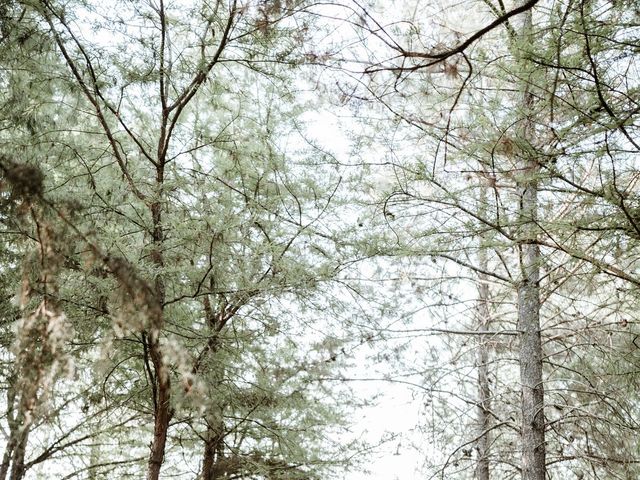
[516,6,546,480]
[0,391,14,480]
[88,438,100,480]
[146,165,171,480]
[517,223,544,480]
[1,378,30,480]
[1,434,27,480]
[202,428,216,480]
[200,299,227,480]
[146,337,171,480]
[202,416,226,480]
[8,434,27,480]
[0,447,10,480]
[475,191,492,480]
[146,1,171,468]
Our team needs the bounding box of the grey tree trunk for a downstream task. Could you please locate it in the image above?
[88,439,100,480]
[517,223,545,480]
[516,6,546,480]
[475,198,492,480]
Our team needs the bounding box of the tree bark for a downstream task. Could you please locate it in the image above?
[200,298,227,480]
[0,404,14,480]
[146,168,171,480]
[88,439,100,480]
[202,416,226,480]
[1,377,30,480]
[8,434,27,480]
[146,2,171,473]
[146,335,171,480]
[516,6,546,480]
[475,202,492,480]
[517,229,545,480]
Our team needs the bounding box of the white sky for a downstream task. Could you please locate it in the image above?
[304,104,427,480]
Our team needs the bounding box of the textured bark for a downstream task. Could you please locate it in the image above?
[202,416,226,480]
[1,378,30,480]
[146,171,171,480]
[200,298,227,480]
[88,441,100,480]
[201,432,216,480]
[145,2,171,472]
[146,335,171,480]
[0,426,13,480]
[0,448,9,480]
[2,420,29,480]
[516,6,546,480]
[8,434,27,480]
[475,234,492,480]
[517,242,545,480]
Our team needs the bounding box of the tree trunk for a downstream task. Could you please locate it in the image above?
[0,407,14,480]
[517,216,545,480]
[88,438,100,480]
[200,300,227,480]
[8,433,27,480]
[517,232,545,480]
[1,378,30,480]
[146,336,171,480]
[202,416,226,480]
[146,165,171,480]
[516,6,546,480]
[475,211,492,480]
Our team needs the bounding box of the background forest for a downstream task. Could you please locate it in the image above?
[0,0,639,479]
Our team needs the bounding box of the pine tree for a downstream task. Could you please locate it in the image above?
[0,1,360,478]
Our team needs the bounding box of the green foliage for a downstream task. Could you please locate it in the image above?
[0,1,360,479]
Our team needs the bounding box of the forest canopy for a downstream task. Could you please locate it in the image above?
[0,1,639,479]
